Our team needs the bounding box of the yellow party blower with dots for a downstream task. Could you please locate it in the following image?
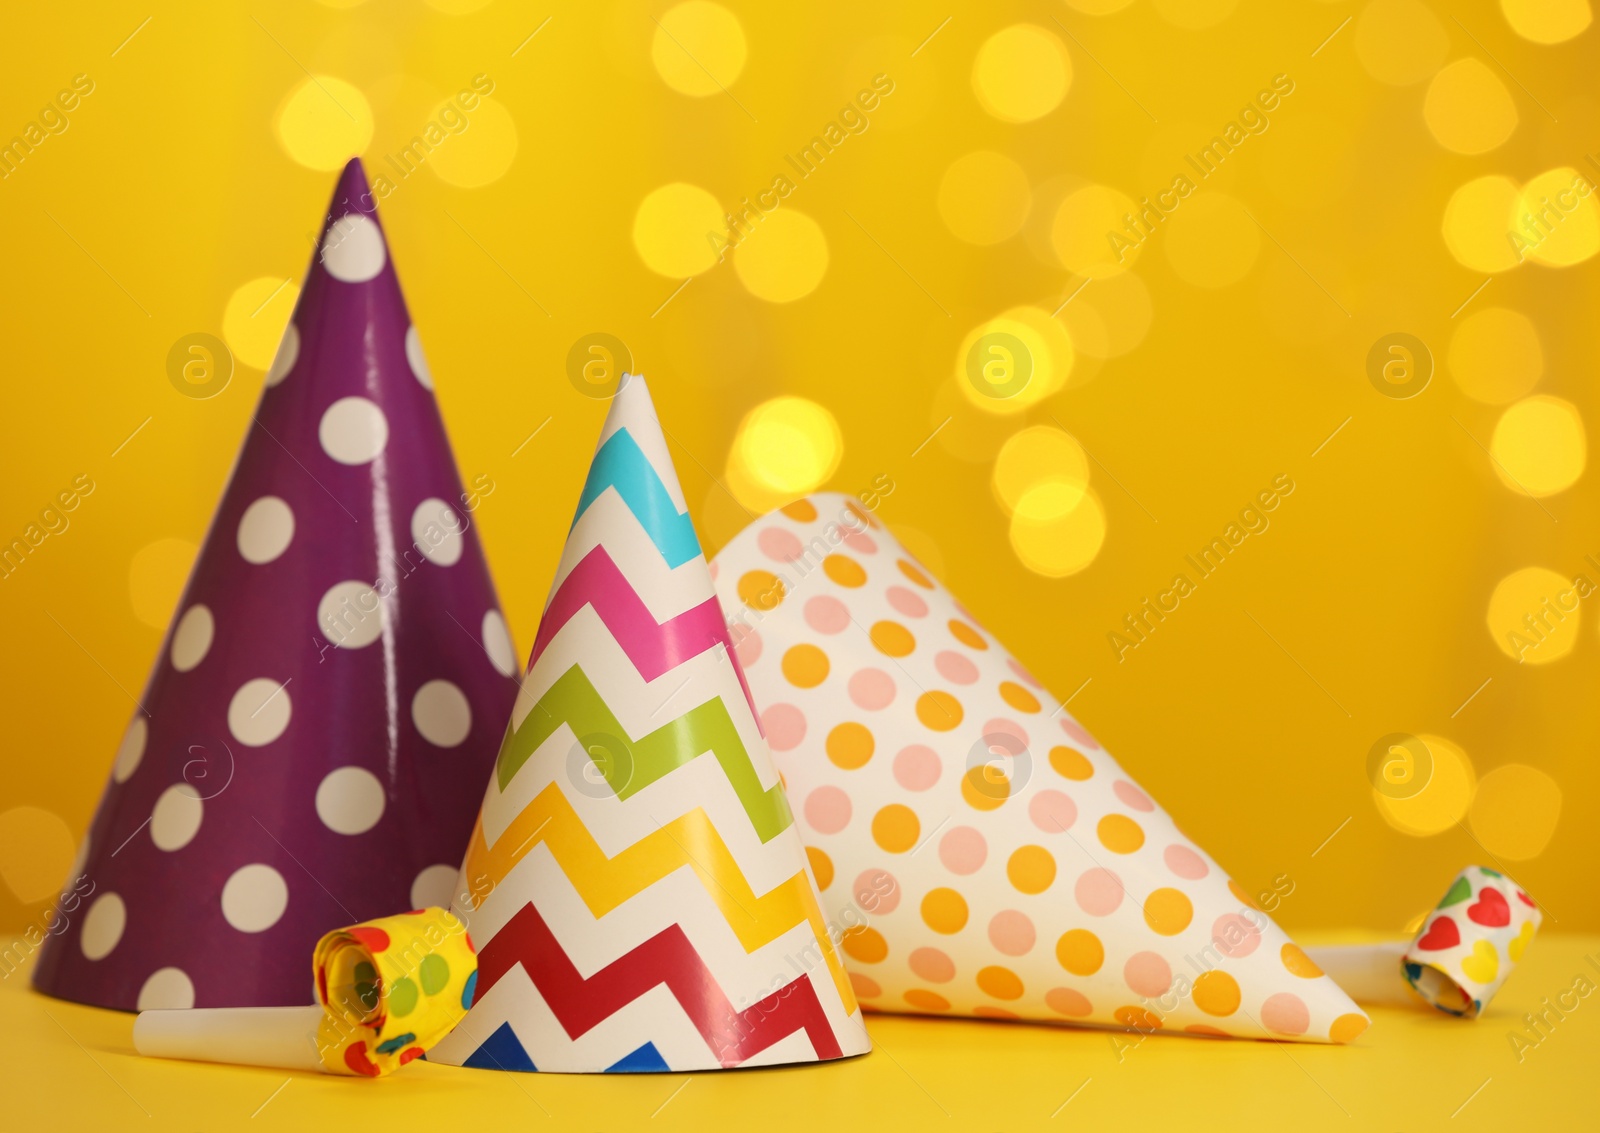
[136,909,478,1077]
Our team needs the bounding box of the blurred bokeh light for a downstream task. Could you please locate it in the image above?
[275,75,374,171]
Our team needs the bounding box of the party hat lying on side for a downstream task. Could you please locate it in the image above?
[709,494,1368,1044]
[429,376,869,1073]
[33,159,520,1011]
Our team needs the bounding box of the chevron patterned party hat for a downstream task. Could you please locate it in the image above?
[430,377,870,1073]
[708,494,1369,1044]
[32,160,521,1012]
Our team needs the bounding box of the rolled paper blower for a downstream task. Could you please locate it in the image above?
[1305,866,1542,1018]
[134,908,477,1076]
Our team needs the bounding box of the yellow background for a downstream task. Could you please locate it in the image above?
[2,0,1597,950]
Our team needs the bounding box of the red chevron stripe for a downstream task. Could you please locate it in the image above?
[479,901,845,1066]
[534,545,761,727]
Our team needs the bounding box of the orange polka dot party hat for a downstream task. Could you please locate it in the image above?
[709,493,1369,1044]
[427,375,870,1073]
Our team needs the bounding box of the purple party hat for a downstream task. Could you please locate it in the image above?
[33,159,521,1011]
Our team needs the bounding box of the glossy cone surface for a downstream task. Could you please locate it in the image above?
[430,377,868,1073]
[710,494,1369,1044]
[33,160,519,1011]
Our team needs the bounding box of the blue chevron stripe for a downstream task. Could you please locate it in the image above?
[463,1021,538,1073]
[605,1041,671,1073]
[572,428,700,567]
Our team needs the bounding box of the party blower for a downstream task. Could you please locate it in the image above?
[34,159,520,1011]
[1304,866,1544,1017]
[135,909,478,1076]
[710,495,1368,1043]
[427,376,870,1073]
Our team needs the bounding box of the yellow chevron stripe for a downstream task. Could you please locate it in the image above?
[464,785,856,1012]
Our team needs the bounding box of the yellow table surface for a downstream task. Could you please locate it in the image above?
[4,937,1596,1131]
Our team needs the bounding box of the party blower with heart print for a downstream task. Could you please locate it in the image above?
[1288,865,1544,1019]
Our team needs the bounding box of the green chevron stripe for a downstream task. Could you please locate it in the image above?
[497,664,793,843]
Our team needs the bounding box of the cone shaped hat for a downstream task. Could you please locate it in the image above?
[33,160,520,1011]
[429,378,870,1073]
[709,494,1369,1044]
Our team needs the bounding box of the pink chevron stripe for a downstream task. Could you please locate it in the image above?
[533,545,762,729]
